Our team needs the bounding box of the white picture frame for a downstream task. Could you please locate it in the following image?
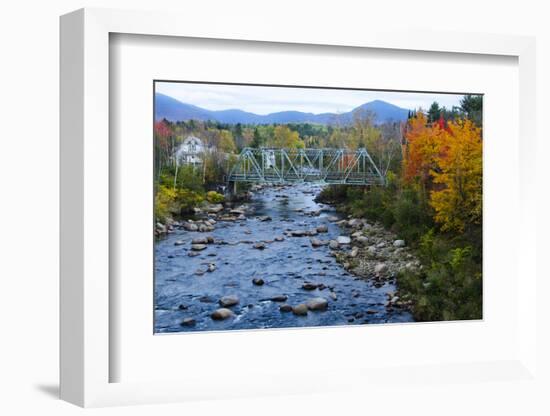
[60,7,537,407]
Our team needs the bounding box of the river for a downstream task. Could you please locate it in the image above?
[154,183,413,333]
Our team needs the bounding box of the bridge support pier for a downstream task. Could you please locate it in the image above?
[226,181,237,197]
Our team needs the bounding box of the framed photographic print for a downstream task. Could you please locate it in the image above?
[152,81,483,334]
[60,7,538,407]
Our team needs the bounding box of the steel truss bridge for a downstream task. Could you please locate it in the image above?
[227,147,385,186]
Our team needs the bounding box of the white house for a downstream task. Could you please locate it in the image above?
[176,135,206,166]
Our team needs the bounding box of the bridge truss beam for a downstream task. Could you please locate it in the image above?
[227,147,385,186]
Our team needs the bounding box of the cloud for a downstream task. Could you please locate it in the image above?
[155,81,471,115]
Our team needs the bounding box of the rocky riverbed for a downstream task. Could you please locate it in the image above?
[154,183,416,333]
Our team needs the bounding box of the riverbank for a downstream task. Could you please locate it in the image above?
[154,183,414,333]
[316,184,482,322]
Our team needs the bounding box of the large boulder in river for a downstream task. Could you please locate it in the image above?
[310,237,328,247]
[292,304,308,316]
[182,222,199,232]
[306,297,329,311]
[279,304,293,312]
[192,236,208,245]
[316,225,328,233]
[219,295,239,307]
[337,236,351,245]
[210,308,235,320]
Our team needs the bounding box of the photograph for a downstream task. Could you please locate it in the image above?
[153,81,483,333]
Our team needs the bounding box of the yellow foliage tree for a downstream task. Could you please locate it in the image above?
[273,125,304,149]
[430,119,482,232]
[218,130,237,153]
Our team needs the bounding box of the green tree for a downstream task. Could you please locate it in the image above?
[460,95,483,126]
[428,102,441,123]
[251,128,263,148]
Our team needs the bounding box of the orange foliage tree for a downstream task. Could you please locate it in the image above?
[402,112,447,186]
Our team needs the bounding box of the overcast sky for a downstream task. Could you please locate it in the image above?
[155,82,469,115]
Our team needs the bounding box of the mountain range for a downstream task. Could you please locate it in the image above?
[155,93,410,125]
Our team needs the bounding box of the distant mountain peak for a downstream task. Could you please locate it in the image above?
[155,92,410,125]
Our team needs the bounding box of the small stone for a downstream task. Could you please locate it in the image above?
[252,278,264,286]
[188,251,200,257]
[329,240,339,250]
[337,236,351,245]
[270,295,288,302]
[210,308,234,320]
[174,240,185,246]
[178,304,188,310]
[219,295,239,307]
[195,269,205,276]
[292,304,308,316]
[306,297,329,311]
[258,215,272,222]
[191,244,207,251]
[279,304,293,312]
[328,216,339,222]
[274,236,285,242]
[348,218,363,228]
[207,263,216,272]
[349,247,359,258]
[329,292,338,301]
[180,317,196,327]
[192,237,208,245]
[393,239,406,247]
[316,225,328,233]
[253,242,266,250]
[302,282,318,291]
[356,236,369,245]
[290,230,307,237]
